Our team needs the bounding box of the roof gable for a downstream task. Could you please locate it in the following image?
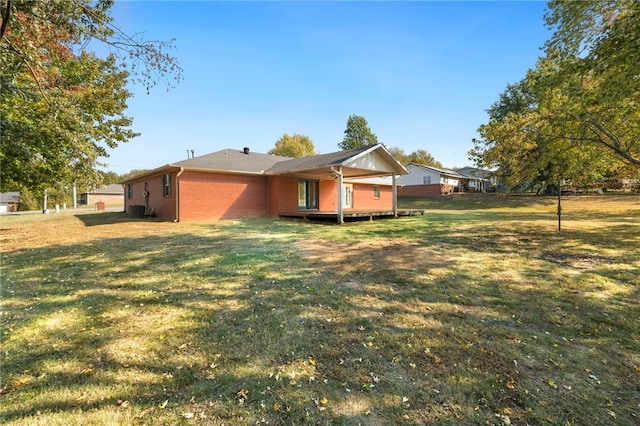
[266,144,407,177]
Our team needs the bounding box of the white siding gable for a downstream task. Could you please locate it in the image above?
[399,164,441,185]
[344,150,397,173]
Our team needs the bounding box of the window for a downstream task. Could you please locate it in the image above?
[162,173,171,197]
[423,176,431,184]
[298,179,318,209]
[127,184,132,199]
[373,185,380,200]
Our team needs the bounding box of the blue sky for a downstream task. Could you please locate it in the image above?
[102,1,550,174]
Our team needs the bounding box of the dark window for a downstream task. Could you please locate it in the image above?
[298,179,319,209]
[373,185,380,199]
[127,184,133,199]
[162,173,171,197]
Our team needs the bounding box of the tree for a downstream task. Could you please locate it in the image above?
[339,114,379,150]
[471,0,639,191]
[387,147,410,165]
[388,146,442,168]
[119,169,151,182]
[0,0,182,193]
[99,170,122,185]
[541,0,640,167]
[409,149,443,168]
[268,134,317,158]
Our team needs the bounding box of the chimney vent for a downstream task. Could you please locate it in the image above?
[243,147,250,154]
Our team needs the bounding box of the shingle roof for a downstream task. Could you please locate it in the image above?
[90,184,124,194]
[170,148,292,174]
[0,192,20,203]
[265,145,373,174]
[121,145,406,184]
[406,163,467,179]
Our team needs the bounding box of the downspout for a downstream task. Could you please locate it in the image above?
[121,183,126,213]
[175,167,184,222]
[331,166,344,224]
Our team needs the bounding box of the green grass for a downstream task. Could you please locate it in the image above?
[1,194,639,425]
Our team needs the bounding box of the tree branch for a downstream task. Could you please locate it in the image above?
[588,119,640,166]
[4,38,52,105]
[0,0,11,40]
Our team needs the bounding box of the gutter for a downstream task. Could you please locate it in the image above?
[175,167,184,222]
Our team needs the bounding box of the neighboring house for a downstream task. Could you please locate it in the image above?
[456,166,494,192]
[120,144,409,223]
[397,163,468,197]
[80,183,125,207]
[0,192,20,213]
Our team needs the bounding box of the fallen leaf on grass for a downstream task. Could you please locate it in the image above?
[159,399,168,409]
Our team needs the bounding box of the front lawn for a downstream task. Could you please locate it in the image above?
[1,194,638,425]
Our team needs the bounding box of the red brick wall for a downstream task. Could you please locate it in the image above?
[319,180,337,211]
[352,183,393,210]
[268,176,299,216]
[124,172,400,221]
[398,184,456,197]
[178,171,268,221]
[267,178,384,213]
[124,174,176,220]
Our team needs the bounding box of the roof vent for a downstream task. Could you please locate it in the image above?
[243,147,250,155]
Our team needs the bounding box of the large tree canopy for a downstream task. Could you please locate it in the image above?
[471,0,639,190]
[0,0,182,193]
[268,133,317,158]
[339,114,379,150]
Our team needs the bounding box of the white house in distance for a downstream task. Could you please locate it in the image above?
[397,163,492,197]
[456,166,494,192]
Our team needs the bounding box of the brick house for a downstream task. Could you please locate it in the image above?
[120,144,408,223]
[79,183,125,207]
[397,163,468,197]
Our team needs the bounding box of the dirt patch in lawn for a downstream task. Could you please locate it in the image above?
[296,237,452,277]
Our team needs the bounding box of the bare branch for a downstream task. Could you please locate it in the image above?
[588,119,640,166]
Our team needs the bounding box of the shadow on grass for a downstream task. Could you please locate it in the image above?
[73,211,165,226]
[1,211,639,424]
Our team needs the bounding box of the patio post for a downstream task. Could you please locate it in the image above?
[336,166,344,224]
[392,174,398,218]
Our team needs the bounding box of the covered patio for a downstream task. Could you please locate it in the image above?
[266,144,410,224]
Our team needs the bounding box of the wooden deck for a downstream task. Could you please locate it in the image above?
[279,209,424,223]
